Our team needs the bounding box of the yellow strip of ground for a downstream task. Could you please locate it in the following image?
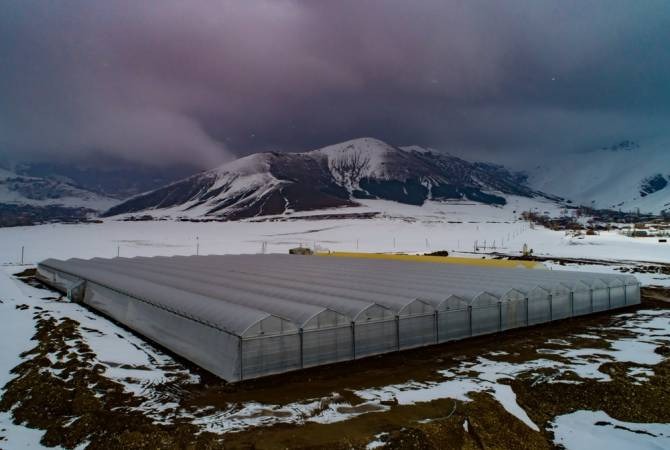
[316,251,543,269]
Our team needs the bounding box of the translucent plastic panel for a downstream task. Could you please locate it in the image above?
[241,334,301,380]
[37,266,82,294]
[609,286,626,308]
[243,315,298,338]
[399,314,436,350]
[399,299,434,317]
[572,290,592,316]
[625,284,641,305]
[527,292,551,325]
[592,288,610,312]
[303,309,350,330]
[501,299,527,330]
[551,293,572,320]
[354,319,397,358]
[85,282,242,381]
[437,309,470,342]
[302,326,353,368]
[471,304,500,336]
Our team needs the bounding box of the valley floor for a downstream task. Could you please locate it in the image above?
[1,197,668,274]
[0,199,669,449]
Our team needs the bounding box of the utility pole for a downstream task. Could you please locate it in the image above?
[196,236,200,256]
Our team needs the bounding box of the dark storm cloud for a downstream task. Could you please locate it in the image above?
[1,0,669,166]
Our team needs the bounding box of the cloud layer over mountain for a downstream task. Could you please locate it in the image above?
[2,1,669,166]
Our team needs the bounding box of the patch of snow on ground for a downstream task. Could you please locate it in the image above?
[365,432,389,449]
[627,367,654,384]
[354,309,669,431]
[551,410,670,450]
[2,268,199,421]
[0,270,65,448]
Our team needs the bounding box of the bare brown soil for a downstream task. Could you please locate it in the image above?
[1,279,669,450]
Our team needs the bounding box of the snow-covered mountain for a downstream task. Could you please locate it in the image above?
[103,138,551,219]
[520,140,670,214]
[15,160,198,199]
[0,167,117,211]
[0,167,119,226]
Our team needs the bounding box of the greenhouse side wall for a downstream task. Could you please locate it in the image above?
[237,279,642,379]
[84,281,244,381]
[37,264,245,381]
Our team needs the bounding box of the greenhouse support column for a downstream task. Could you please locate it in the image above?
[434,311,439,344]
[623,285,627,305]
[589,289,594,313]
[351,323,356,359]
[299,329,304,369]
[548,294,553,321]
[395,316,400,351]
[498,302,502,332]
[238,339,244,381]
[468,306,473,337]
[525,297,529,326]
[607,287,612,309]
[570,292,575,317]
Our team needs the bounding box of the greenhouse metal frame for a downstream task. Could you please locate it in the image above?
[37,254,640,382]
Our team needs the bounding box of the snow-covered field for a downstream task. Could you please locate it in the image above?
[1,197,667,274]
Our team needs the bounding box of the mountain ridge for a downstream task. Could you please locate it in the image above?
[0,168,116,211]
[519,139,670,214]
[0,167,119,226]
[103,138,551,219]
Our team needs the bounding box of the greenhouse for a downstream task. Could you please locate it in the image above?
[37,254,640,382]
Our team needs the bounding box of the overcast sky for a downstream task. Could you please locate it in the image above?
[1,1,669,167]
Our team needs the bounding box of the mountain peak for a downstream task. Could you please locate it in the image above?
[314,137,396,154]
[210,152,276,177]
